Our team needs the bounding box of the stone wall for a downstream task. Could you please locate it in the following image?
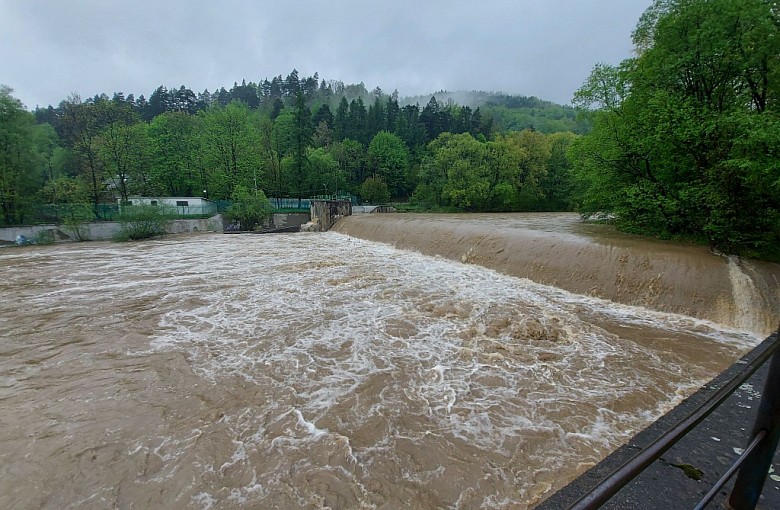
[266,212,310,230]
[0,214,225,243]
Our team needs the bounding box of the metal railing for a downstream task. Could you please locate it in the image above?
[563,328,780,510]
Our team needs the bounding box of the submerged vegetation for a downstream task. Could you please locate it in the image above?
[0,0,777,257]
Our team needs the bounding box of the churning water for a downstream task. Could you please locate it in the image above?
[0,220,768,509]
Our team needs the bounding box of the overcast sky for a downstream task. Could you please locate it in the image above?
[1,0,650,110]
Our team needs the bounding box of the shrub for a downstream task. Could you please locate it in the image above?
[60,203,94,242]
[224,185,273,231]
[360,175,390,204]
[34,229,55,245]
[113,204,175,241]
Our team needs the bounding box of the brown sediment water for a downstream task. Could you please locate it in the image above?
[0,227,769,509]
[333,213,780,337]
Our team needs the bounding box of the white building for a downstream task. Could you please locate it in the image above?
[122,197,217,216]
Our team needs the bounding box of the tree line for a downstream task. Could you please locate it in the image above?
[1,71,580,226]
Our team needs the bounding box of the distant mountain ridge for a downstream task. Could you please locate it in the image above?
[400,90,559,109]
[401,89,589,134]
[32,70,589,134]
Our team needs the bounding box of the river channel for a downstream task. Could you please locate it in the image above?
[0,213,772,509]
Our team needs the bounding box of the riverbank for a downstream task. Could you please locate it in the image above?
[0,212,311,244]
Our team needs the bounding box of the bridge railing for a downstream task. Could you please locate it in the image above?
[552,327,780,510]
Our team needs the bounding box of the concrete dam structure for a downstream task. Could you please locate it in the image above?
[333,213,780,337]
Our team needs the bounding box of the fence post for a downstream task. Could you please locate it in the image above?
[729,340,780,510]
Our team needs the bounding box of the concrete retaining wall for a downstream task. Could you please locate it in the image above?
[0,214,225,243]
[266,212,310,230]
[308,200,352,231]
[0,212,311,243]
[352,205,397,214]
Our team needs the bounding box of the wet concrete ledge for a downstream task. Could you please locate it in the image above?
[537,331,780,510]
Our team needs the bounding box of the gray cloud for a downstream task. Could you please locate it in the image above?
[0,0,650,109]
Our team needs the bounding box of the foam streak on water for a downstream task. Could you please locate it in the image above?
[0,233,759,509]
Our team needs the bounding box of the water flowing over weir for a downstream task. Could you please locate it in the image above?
[0,226,772,509]
[333,213,780,337]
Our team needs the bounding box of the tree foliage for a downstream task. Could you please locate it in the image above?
[414,130,553,211]
[360,175,390,204]
[7,70,588,229]
[148,111,201,196]
[198,101,262,198]
[0,86,45,224]
[224,185,272,231]
[113,204,175,241]
[367,131,409,199]
[572,0,779,257]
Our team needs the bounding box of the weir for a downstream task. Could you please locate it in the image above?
[332,212,780,507]
[332,213,780,337]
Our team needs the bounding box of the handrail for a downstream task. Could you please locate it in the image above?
[729,346,780,509]
[565,330,780,510]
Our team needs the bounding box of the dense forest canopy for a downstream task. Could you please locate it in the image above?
[1,70,583,229]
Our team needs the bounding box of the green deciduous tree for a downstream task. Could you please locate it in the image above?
[361,175,390,204]
[198,101,262,199]
[96,102,146,202]
[367,131,410,198]
[0,86,44,224]
[149,111,203,196]
[60,95,107,217]
[306,147,344,196]
[224,184,272,231]
[40,176,88,204]
[415,130,552,211]
[537,131,577,210]
[330,139,366,193]
[573,0,780,257]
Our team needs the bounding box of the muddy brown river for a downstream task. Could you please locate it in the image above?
[0,214,775,509]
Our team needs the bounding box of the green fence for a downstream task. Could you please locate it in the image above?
[2,195,334,227]
[8,202,215,226]
[163,203,218,217]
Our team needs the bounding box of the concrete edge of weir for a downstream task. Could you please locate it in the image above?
[537,330,780,510]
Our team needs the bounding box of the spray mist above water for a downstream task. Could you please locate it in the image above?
[0,231,763,509]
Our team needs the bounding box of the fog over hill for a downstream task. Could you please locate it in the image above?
[399,90,558,109]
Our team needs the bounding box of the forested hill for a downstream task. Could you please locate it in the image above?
[31,75,589,135]
[1,0,776,260]
[2,68,583,232]
[402,90,590,134]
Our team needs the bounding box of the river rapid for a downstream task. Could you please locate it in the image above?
[0,215,771,509]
